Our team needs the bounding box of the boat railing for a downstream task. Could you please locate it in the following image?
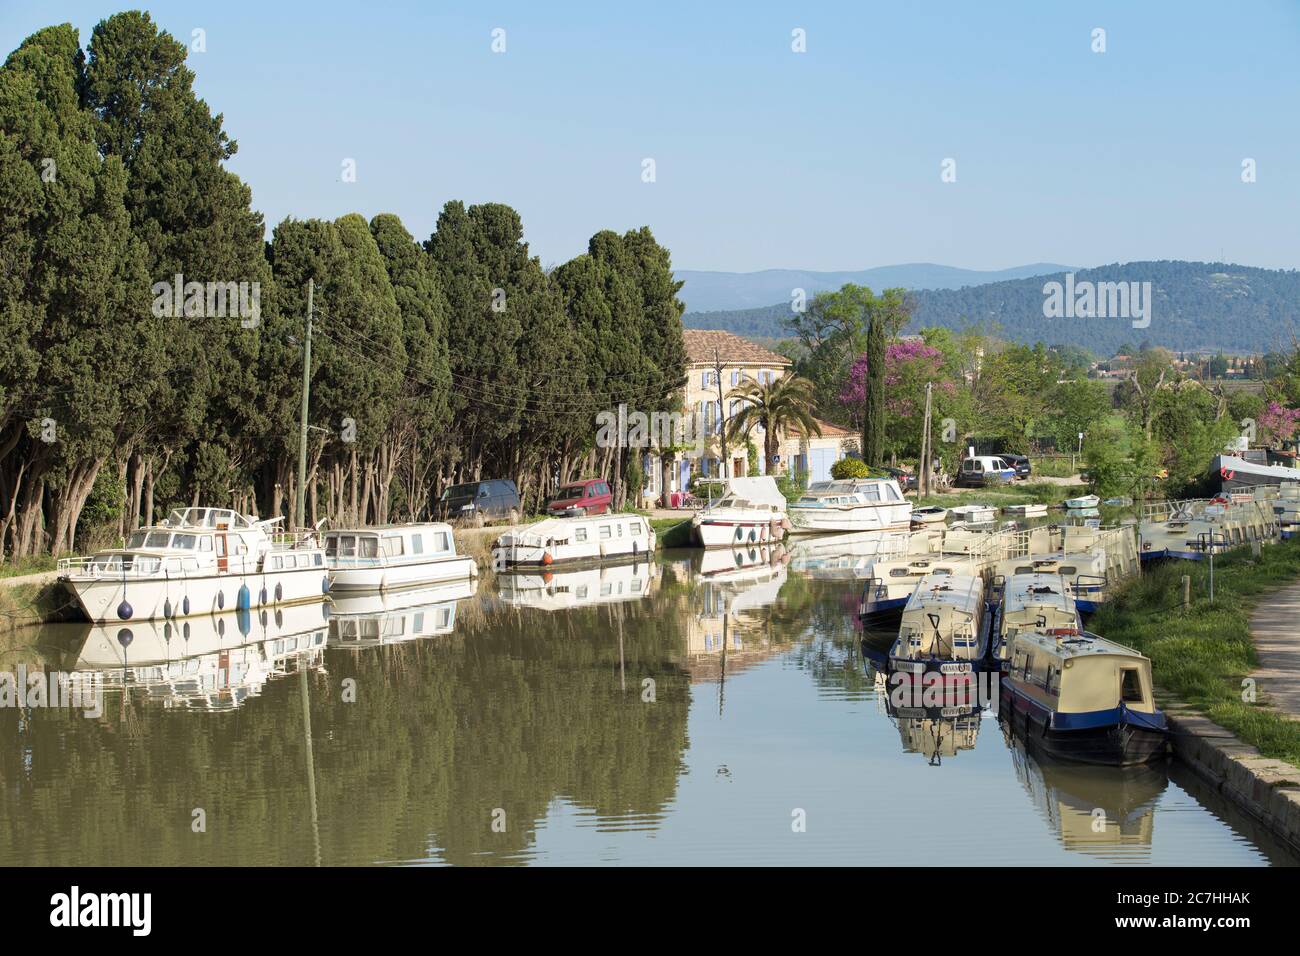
[56,555,206,578]
[268,530,324,551]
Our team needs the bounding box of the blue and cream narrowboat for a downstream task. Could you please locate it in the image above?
[888,572,992,679]
[1000,630,1168,766]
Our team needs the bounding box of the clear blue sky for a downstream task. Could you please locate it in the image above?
[4,1,1298,273]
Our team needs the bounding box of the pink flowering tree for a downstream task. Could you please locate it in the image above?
[839,341,964,460]
[1258,401,1300,446]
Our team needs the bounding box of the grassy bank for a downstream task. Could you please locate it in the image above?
[1089,538,1300,766]
[650,517,693,548]
[0,579,77,632]
[0,555,57,579]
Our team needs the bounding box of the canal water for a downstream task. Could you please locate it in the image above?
[2,537,1296,866]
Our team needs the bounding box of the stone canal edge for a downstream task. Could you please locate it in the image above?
[1158,574,1300,857]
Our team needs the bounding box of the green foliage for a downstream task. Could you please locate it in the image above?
[830,457,872,479]
[1090,539,1300,766]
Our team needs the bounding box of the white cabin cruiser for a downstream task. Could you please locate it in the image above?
[323,523,476,591]
[690,476,789,547]
[57,507,329,624]
[788,478,911,534]
[492,513,655,568]
[949,504,997,524]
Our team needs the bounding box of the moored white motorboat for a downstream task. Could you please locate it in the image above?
[911,506,948,526]
[323,523,476,591]
[1063,494,1101,510]
[492,513,655,568]
[57,507,330,624]
[787,478,912,533]
[1003,503,1047,518]
[690,476,789,547]
[949,504,996,524]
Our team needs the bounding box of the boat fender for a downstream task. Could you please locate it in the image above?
[321,576,330,594]
[781,517,794,532]
[182,595,191,616]
[116,599,133,621]
[542,552,554,565]
[183,622,191,641]
[735,527,743,542]
[163,622,172,643]
[163,599,172,619]
[217,617,225,637]
[117,628,133,648]
[275,582,283,603]
[748,528,757,543]
[237,584,251,611]
[260,586,268,606]
[217,591,225,610]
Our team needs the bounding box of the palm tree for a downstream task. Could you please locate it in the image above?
[725,374,822,476]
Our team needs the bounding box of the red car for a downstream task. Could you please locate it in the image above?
[546,478,613,517]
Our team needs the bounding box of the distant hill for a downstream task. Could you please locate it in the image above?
[674,263,1074,313]
[682,261,1300,355]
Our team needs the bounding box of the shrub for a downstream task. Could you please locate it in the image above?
[830,457,872,480]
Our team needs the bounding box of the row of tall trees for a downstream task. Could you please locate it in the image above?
[0,13,685,559]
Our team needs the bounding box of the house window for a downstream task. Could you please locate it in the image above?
[731,370,740,386]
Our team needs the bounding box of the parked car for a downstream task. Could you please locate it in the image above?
[998,453,1033,479]
[954,455,1017,488]
[881,466,918,493]
[545,478,612,517]
[437,479,521,525]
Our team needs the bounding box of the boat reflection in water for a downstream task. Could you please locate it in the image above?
[495,559,658,610]
[56,600,331,712]
[686,545,789,688]
[870,669,990,765]
[784,530,914,581]
[328,579,478,649]
[1005,727,1166,861]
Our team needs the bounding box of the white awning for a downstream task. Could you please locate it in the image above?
[725,476,787,512]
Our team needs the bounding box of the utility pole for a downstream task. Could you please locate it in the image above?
[296,278,314,530]
[713,347,730,481]
[919,381,933,497]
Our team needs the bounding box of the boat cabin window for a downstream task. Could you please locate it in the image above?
[797,496,817,504]
[383,537,404,557]
[336,535,356,557]
[631,521,643,535]
[1120,668,1144,703]
[127,532,147,548]
[889,568,912,578]
[433,531,450,552]
[600,525,612,540]
[1059,566,1077,576]
[145,531,171,548]
[1015,566,1033,574]
[199,536,213,552]
[359,537,379,559]
[314,553,323,566]
[325,537,337,557]
[576,527,588,543]
[861,485,881,502]
[410,534,423,555]
[173,533,197,550]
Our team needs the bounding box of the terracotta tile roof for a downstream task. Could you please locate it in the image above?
[813,418,854,437]
[683,330,792,368]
